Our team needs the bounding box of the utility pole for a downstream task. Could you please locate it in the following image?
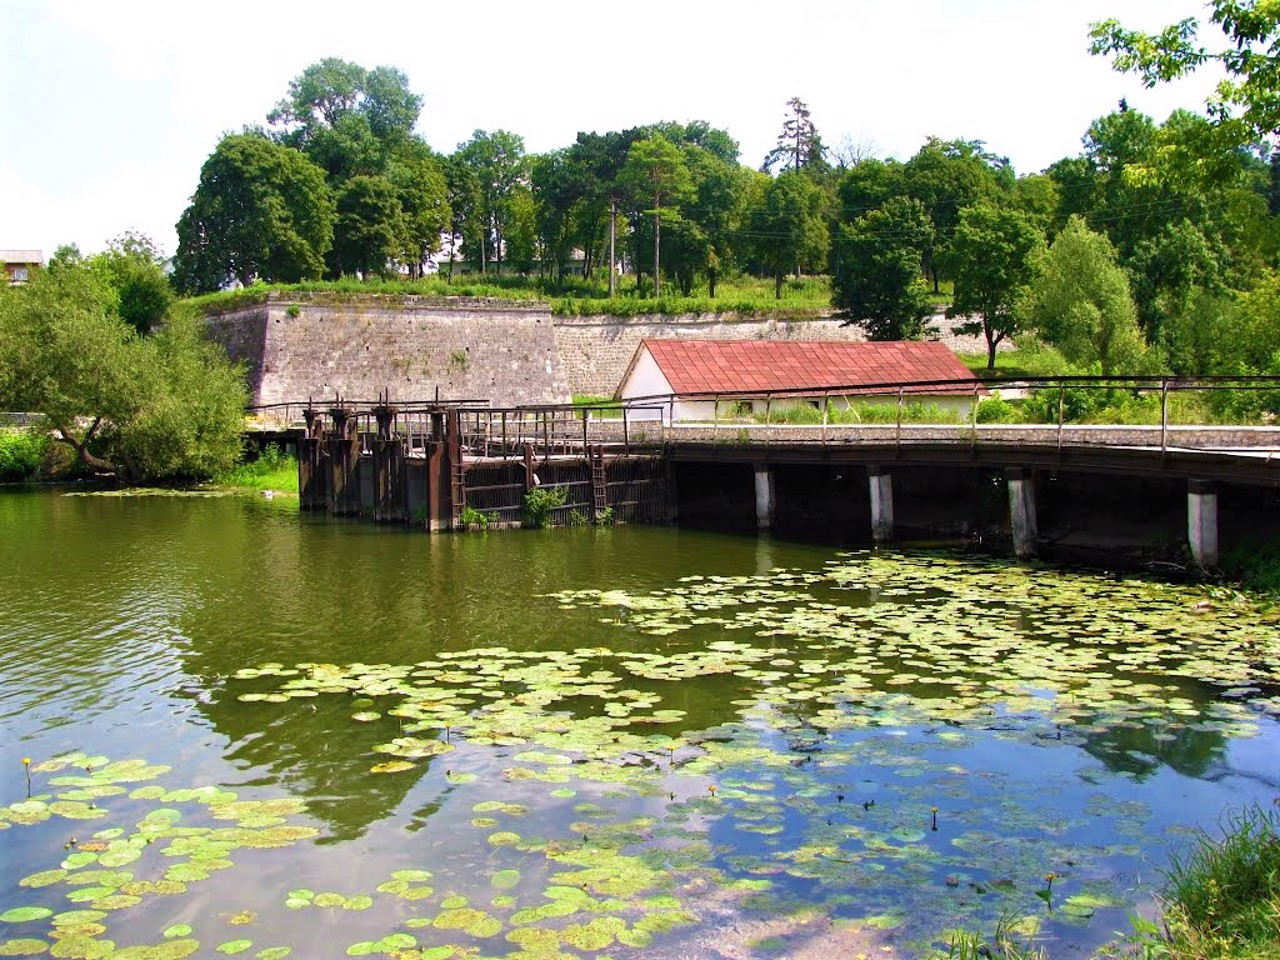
[609,197,616,298]
[653,193,661,299]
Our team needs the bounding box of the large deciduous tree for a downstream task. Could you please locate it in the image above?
[87,231,173,335]
[904,138,1005,291]
[619,135,693,297]
[330,175,408,279]
[456,129,528,276]
[174,134,335,293]
[0,263,245,480]
[1090,3,1280,148]
[944,204,1046,370]
[832,196,935,340]
[1020,217,1146,374]
[752,170,830,298]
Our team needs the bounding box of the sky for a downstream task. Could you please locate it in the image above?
[1,0,1226,261]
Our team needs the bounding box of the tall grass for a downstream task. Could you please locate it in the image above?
[1118,804,1280,960]
[213,445,298,494]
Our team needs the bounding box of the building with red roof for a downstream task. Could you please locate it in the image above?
[616,339,980,422]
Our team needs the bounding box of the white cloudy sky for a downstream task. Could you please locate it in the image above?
[1,0,1223,260]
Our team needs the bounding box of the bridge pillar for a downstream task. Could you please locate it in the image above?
[754,465,775,530]
[868,466,893,543]
[1006,467,1038,560]
[1188,480,1219,567]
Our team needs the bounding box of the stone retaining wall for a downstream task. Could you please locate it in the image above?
[204,296,1001,405]
[205,296,569,407]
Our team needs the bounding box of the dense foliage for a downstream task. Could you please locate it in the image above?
[0,263,247,482]
[160,29,1280,380]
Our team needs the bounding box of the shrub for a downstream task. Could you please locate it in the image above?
[975,396,1022,423]
[0,428,50,481]
[458,505,496,530]
[214,444,298,493]
[523,485,568,528]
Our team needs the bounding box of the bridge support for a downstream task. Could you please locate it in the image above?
[754,465,775,530]
[868,466,893,543]
[1188,479,1219,567]
[1006,468,1038,559]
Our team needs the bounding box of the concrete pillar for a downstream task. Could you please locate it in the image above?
[868,466,893,544]
[754,464,775,530]
[1006,467,1038,560]
[1188,480,1219,567]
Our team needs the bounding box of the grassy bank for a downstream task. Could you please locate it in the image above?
[1123,804,1280,959]
[186,274,834,319]
[213,445,298,494]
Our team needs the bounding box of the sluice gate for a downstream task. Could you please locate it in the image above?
[294,400,672,530]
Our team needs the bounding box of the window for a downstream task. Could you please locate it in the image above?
[11,267,28,282]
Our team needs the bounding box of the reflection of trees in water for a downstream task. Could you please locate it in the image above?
[1078,720,1226,780]
[187,688,432,842]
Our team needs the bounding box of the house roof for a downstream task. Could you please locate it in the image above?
[627,339,979,398]
[0,250,43,264]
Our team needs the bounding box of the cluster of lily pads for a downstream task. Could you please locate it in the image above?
[0,753,316,958]
[5,551,1277,958]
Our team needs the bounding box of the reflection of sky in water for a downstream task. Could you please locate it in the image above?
[1,491,1278,959]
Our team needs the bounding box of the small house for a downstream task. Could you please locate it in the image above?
[616,339,980,422]
[1,250,43,284]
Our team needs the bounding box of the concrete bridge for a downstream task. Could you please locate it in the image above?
[260,374,1280,568]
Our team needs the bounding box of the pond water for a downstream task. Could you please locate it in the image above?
[1,489,1278,960]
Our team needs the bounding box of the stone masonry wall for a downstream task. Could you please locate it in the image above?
[205,295,570,407]
[204,295,1001,407]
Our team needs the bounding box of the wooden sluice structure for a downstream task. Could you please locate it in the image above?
[295,399,672,530]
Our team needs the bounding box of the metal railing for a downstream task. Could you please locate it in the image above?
[245,374,1280,460]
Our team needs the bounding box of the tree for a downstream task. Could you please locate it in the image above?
[87,232,173,334]
[619,135,693,297]
[456,129,527,275]
[681,146,753,297]
[832,196,935,340]
[944,204,1046,370]
[330,175,408,279]
[0,262,245,480]
[174,134,335,293]
[904,138,1005,291]
[387,145,450,277]
[751,170,830,298]
[1020,217,1146,373]
[1090,3,1280,148]
[763,97,825,173]
[268,58,421,154]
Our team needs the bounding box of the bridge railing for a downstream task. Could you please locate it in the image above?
[244,374,1280,458]
[456,402,670,460]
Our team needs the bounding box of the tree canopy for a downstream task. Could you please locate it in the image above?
[0,263,245,481]
[174,133,336,293]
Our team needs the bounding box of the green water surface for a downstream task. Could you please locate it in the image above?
[1,489,1277,960]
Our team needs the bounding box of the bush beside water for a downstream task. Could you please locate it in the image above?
[213,445,298,493]
[0,429,50,481]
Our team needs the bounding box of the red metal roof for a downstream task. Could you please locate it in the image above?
[637,339,978,397]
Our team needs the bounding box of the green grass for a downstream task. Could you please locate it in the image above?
[1127,804,1280,959]
[185,274,834,319]
[755,400,966,425]
[213,445,298,494]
